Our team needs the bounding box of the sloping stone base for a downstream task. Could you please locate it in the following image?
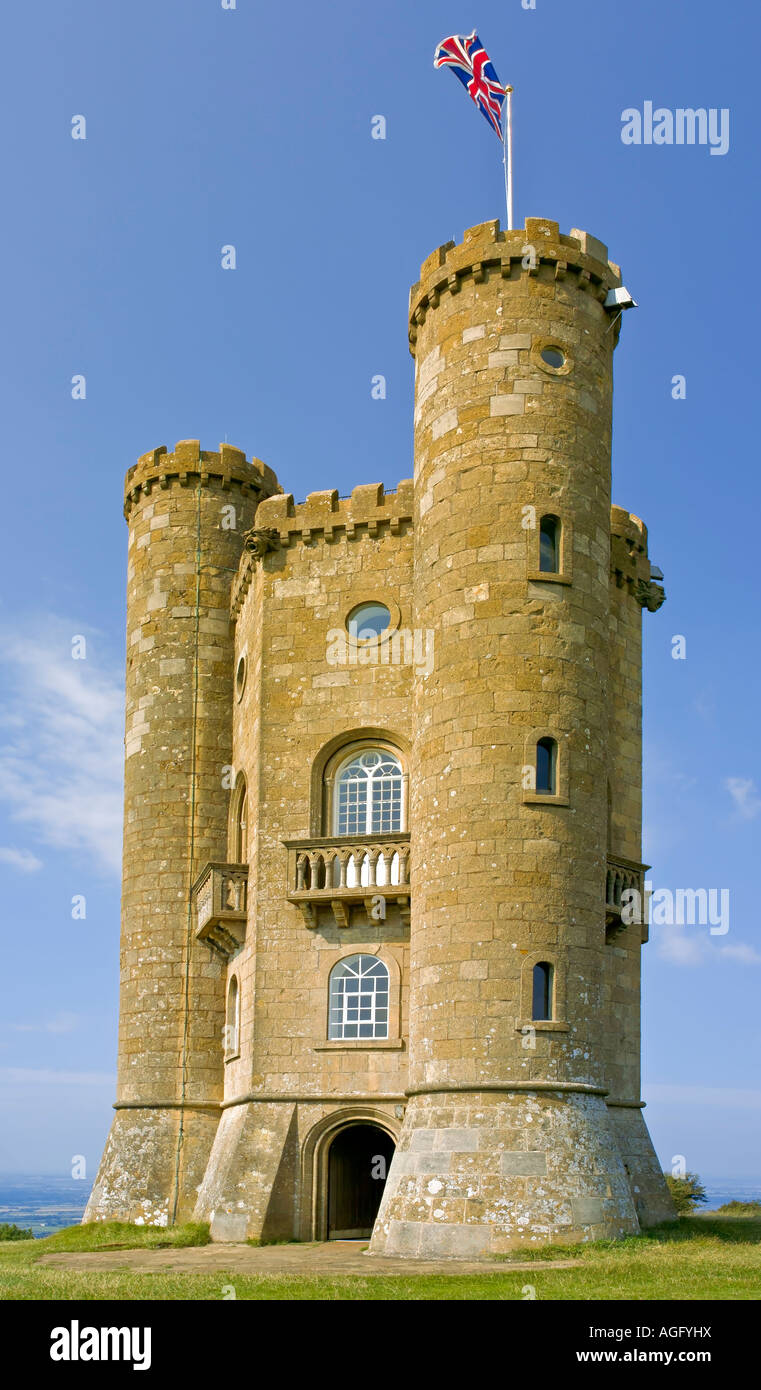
[368,1088,640,1258]
[83,1105,218,1226]
[194,1101,299,1242]
[608,1102,676,1228]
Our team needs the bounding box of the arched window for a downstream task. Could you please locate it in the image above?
[232,776,248,862]
[225,975,240,1058]
[539,515,561,573]
[532,962,554,1021]
[536,737,557,794]
[333,750,404,836]
[328,955,389,1040]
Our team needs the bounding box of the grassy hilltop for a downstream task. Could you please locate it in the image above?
[0,1212,759,1300]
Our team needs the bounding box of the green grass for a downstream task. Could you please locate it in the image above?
[1,1216,759,1300]
[23,1220,212,1253]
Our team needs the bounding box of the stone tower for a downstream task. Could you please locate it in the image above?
[86,218,673,1252]
[368,218,670,1256]
[84,442,278,1226]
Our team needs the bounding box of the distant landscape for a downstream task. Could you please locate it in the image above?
[0,1176,93,1236]
[2,1173,759,1238]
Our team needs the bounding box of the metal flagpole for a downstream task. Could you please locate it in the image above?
[502,85,514,230]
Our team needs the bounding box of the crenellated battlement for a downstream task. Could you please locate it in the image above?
[123,439,281,519]
[611,505,648,552]
[610,505,665,609]
[230,480,413,621]
[408,218,623,353]
[253,479,413,546]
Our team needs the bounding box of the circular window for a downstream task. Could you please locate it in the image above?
[540,346,566,370]
[346,602,391,640]
[235,655,247,700]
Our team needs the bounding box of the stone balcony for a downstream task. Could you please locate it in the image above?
[606,854,649,942]
[192,861,248,957]
[283,833,411,928]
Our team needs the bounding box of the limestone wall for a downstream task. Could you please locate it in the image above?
[194,483,415,1236]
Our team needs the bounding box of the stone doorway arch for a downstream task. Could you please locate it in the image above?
[301,1108,399,1242]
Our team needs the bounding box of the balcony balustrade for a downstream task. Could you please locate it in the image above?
[191,861,248,957]
[284,833,411,928]
[283,842,646,938]
[605,854,649,941]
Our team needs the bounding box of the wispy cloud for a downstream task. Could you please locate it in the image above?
[0,846,42,873]
[656,926,761,968]
[718,942,761,965]
[0,622,123,875]
[0,1067,115,1087]
[8,1012,81,1036]
[725,777,761,821]
[692,691,715,722]
[657,926,707,966]
[646,1083,761,1111]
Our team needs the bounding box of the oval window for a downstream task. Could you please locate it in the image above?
[235,655,247,699]
[346,602,391,639]
[540,346,566,369]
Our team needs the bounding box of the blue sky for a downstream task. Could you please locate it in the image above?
[0,0,758,1183]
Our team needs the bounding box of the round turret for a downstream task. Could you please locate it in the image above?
[85,440,278,1225]
[370,219,640,1256]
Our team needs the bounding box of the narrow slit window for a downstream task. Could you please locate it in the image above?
[536,737,557,794]
[225,975,239,1057]
[232,778,248,862]
[532,962,554,1021]
[539,515,560,573]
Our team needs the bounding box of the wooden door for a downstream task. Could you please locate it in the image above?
[327,1125,395,1239]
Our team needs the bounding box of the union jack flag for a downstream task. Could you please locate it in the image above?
[433,31,506,139]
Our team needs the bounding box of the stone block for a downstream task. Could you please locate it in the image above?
[499,333,533,350]
[490,395,525,416]
[500,1151,547,1176]
[415,1222,489,1258]
[569,229,608,264]
[383,1221,422,1257]
[431,408,458,439]
[572,1197,605,1226]
[433,1129,479,1152]
[210,1212,248,1243]
[413,1154,452,1175]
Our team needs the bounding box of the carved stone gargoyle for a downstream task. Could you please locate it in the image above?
[243,526,280,560]
[634,578,666,613]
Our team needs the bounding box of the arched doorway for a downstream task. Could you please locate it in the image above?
[327,1124,395,1239]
